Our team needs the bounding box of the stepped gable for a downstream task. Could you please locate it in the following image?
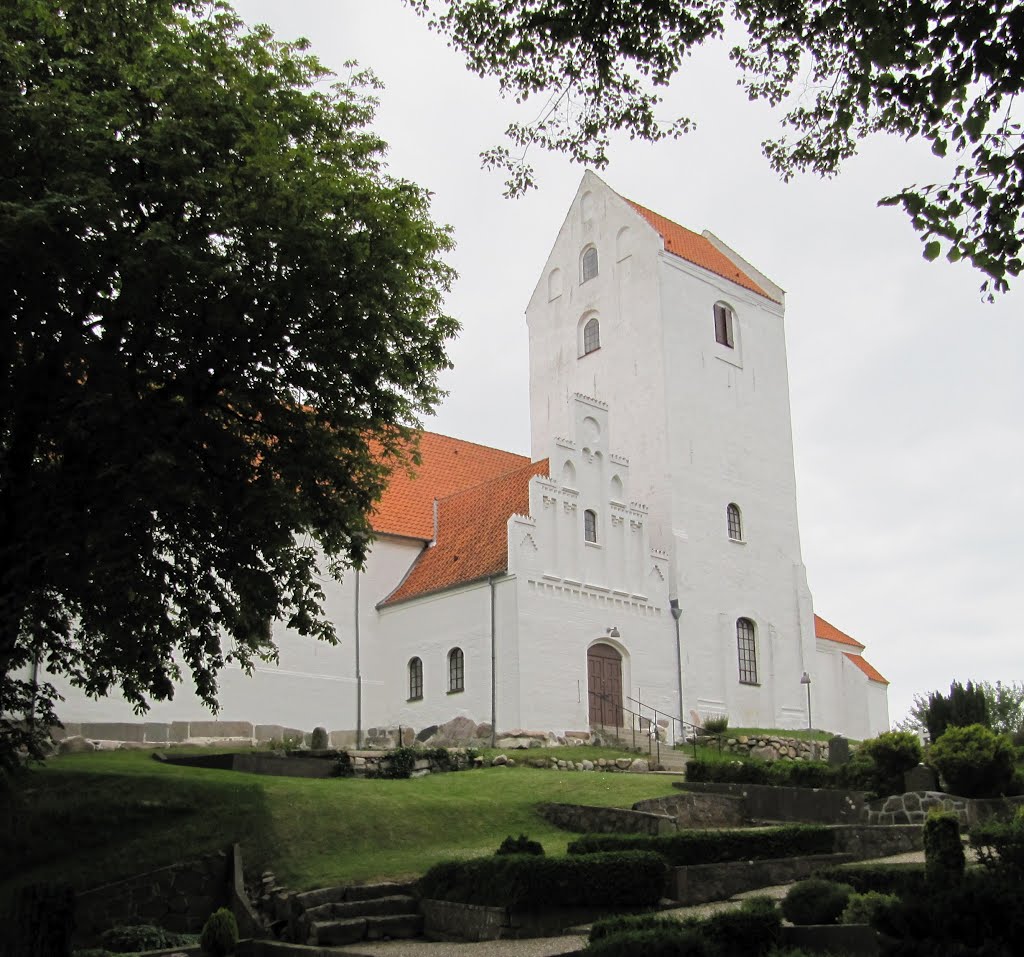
[625,198,776,302]
[382,458,549,606]
[371,431,530,541]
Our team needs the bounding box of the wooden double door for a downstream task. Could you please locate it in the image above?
[587,643,623,727]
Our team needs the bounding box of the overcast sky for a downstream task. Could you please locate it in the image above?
[234,0,1021,727]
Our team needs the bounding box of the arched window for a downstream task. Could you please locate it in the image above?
[727,503,743,541]
[584,509,598,543]
[448,647,464,693]
[736,619,757,684]
[583,317,600,355]
[408,657,423,700]
[581,246,598,283]
[714,302,735,348]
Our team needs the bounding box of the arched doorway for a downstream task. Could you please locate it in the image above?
[587,643,623,727]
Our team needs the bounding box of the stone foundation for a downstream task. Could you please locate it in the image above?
[716,734,830,762]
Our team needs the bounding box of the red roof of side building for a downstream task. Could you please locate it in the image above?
[814,614,865,649]
[382,458,550,606]
[844,652,890,685]
[371,432,530,541]
[625,200,777,302]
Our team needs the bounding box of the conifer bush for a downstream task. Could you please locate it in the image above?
[781,878,854,925]
[927,723,1016,797]
[923,810,965,887]
[199,907,238,957]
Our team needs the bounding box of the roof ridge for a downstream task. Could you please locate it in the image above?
[416,428,530,460]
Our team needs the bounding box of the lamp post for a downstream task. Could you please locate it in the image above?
[800,671,812,730]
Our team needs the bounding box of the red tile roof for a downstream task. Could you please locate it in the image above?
[814,614,865,649]
[844,652,890,685]
[625,199,777,302]
[382,458,550,605]
[371,432,530,540]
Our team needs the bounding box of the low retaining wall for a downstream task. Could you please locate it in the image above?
[831,824,922,857]
[536,802,676,835]
[420,898,603,941]
[632,792,746,828]
[866,791,1024,828]
[75,851,230,943]
[669,852,854,905]
[717,734,830,762]
[673,781,870,824]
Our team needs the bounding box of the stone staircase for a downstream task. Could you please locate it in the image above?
[291,880,422,946]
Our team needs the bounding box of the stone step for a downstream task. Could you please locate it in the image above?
[293,879,418,911]
[298,895,418,938]
[309,912,424,946]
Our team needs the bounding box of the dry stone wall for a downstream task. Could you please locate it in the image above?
[716,734,829,762]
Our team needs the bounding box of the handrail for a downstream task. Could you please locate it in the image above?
[625,694,725,758]
[587,690,663,765]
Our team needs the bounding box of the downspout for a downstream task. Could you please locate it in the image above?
[670,599,683,742]
[490,576,497,748]
[355,569,362,749]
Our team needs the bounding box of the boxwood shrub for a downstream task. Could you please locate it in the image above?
[928,724,1017,798]
[586,926,709,956]
[781,878,854,925]
[418,850,666,909]
[567,825,834,865]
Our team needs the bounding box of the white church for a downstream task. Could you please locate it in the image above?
[52,173,890,746]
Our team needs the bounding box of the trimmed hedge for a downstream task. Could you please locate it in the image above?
[813,862,926,897]
[971,807,1024,874]
[587,897,780,956]
[923,810,964,887]
[567,825,835,865]
[928,724,1017,798]
[418,850,666,909]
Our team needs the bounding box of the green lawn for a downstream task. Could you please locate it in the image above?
[2,749,681,895]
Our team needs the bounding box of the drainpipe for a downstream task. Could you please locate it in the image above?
[490,576,497,748]
[670,599,683,743]
[355,569,362,749]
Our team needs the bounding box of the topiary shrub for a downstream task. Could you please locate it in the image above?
[199,907,238,957]
[927,723,1016,797]
[813,862,926,898]
[840,890,899,926]
[699,895,781,955]
[923,809,965,887]
[781,878,854,925]
[856,731,922,797]
[684,757,770,785]
[589,914,688,943]
[495,834,544,856]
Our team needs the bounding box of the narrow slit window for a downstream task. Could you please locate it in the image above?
[714,303,734,348]
[583,317,600,355]
[727,503,743,541]
[584,509,598,543]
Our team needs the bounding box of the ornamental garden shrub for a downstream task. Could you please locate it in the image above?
[927,723,1017,797]
[585,926,709,957]
[697,895,781,955]
[685,756,770,785]
[418,851,666,910]
[495,834,544,856]
[813,862,926,897]
[101,924,196,953]
[567,825,834,865]
[923,809,965,887]
[840,890,899,926]
[781,878,854,925]
[199,907,238,957]
[701,714,729,735]
[971,805,1024,875]
[857,730,922,797]
[589,914,692,943]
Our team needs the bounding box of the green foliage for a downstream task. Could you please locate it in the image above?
[923,810,964,888]
[379,747,420,779]
[813,863,926,898]
[781,878,854,925]
[686,754,866,791]
[417,0,1024,294]
[0,0,458,770]
[586,926,709,957]
[495,834,544,856]
[928,724,1017,797]
[923,681,990,742]
[587,897,780,956]
[101,925,196,954]
[971,806,1024,875]
[840,891,899,926]
[199,907,238,957]
[418,850,667,910]
[858,731,922,797]
[701,715,729,735]
[982,681,1024,735]
[873,868,1024,955]
[4,882,75,957]
[567,825,835,865]
[685,757,771,785]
